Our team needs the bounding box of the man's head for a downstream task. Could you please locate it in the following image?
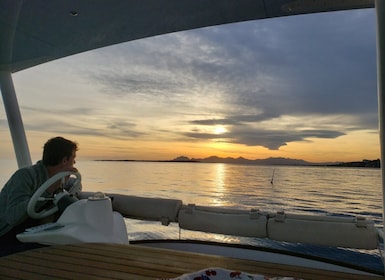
[42,137,78,168]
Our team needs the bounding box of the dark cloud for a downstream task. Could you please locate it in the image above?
[229,129,345,150]
[190,112,281,126]
[21,106,142,139]
[183,126,345,150]
[189,10,377,116]
[86,9,376,149]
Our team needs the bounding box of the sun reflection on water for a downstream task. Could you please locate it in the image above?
[210,163,227,207]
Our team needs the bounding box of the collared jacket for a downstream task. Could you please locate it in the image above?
[0,161,48,237]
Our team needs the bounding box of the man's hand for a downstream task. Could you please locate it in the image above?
[46,168,79,194]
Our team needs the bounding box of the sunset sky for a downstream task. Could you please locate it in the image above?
[0,8,379,164]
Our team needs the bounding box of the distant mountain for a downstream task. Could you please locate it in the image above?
[171,156,380,167]
[97,156,379,168]
[172,156,199,162]
[326,159,380,168]
[172,156,311,165]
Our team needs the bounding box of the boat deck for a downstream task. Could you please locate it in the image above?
[0,243,384,280]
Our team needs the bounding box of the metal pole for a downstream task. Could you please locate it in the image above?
[0,0,31,168]
[0,71,32,167]
[375,1,385,266]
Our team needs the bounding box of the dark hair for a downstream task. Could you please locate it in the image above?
[42,137,78,166]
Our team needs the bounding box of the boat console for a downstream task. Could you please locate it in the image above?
[17,172,128,245]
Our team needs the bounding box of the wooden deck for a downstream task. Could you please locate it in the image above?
[0,243,384,280]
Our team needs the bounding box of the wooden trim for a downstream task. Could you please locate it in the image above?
[0,243,383,280]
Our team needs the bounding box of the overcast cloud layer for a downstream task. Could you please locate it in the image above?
[2,8,377,160]
[79,9,377,150]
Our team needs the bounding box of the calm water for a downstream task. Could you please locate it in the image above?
[72,160,383,224]
[0,159,383,272]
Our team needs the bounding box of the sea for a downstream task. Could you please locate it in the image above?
[0,159,384,274]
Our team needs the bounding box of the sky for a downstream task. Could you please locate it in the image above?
[0,8,380,164]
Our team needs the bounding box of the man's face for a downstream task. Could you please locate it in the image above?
[62,149,76,169]
[47,150,77,194]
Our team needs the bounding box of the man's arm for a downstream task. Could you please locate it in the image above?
[4,169,39,226]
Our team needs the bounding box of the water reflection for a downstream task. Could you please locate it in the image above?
[76,161,382,223]
[210,163,226,207]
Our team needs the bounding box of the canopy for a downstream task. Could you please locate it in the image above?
[0,0,374,73]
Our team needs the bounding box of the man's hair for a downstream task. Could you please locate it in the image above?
[42,137,78,166]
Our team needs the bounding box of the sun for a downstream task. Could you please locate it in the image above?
[213,125,227,134]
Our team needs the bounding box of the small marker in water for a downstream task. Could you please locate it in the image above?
[270,169,275,184]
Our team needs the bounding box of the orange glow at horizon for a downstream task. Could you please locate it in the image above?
[1,126,379,164]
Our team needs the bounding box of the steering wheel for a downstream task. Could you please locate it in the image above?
[27,171,81,219]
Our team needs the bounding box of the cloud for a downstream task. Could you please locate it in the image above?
[183,127,345,150]
[14,8,375,154]
[19,105,142,140]
[184,114,347,150]
[228,128,345,150]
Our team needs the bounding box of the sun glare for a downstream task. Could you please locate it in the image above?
[213,125,227,134]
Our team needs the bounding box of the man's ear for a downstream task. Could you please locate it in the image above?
[61,157,68,165]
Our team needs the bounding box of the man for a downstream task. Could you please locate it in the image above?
[0,136,78,256]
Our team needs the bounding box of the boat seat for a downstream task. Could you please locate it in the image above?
[267,211,379,249]
[178,204,267,238]
[80,192,182,225]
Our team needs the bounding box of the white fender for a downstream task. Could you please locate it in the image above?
[178,204,267,238]
[267,212,378,249]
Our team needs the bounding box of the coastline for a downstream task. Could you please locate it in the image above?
[94,157,380,168]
